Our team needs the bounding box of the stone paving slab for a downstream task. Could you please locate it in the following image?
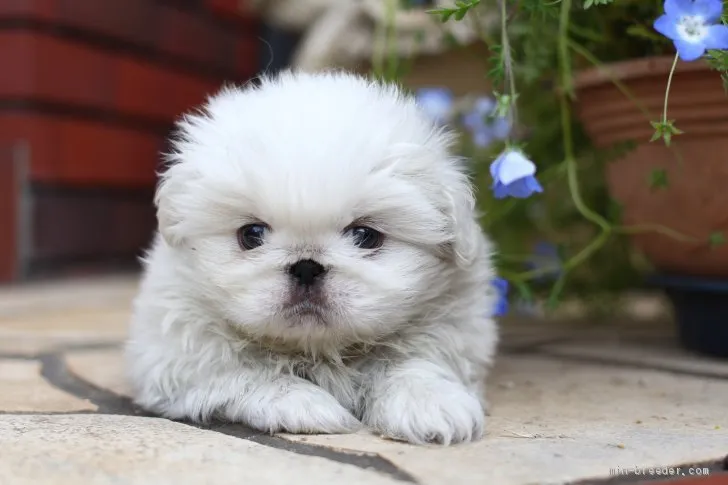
[0,276,726,485]
[536,340,728,379]
[65,349,131,397]
[279,355,728,485]
[0,276,139,317]
[0,415,402,485]
[0,360,96,413]
[0,276,135,356]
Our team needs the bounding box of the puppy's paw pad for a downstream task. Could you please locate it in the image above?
[365,382,485,446]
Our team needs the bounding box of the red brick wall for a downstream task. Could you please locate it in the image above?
[0,0,259,281]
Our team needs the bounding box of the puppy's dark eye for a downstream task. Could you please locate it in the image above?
[348,226,384,249]
[237,224,268,250]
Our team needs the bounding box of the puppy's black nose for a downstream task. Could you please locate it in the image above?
[289,259,326,286]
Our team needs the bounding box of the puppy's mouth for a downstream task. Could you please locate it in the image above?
[284,287,330,322]
[287,301,327,318]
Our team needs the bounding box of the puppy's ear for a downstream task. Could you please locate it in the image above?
[154,159,197,248]
[443,162,482,267]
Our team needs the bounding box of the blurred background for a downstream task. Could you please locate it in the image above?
[1,0,728,359]
[0,0,490,282]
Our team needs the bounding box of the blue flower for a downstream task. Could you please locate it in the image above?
[462,97,511,148]
[415,87,454,125]
[492,277,509,316]
[654,0,728,61]
[527,241,562,282]
[490,150,543,199]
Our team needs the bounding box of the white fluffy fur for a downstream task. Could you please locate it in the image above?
[125,71,499,445]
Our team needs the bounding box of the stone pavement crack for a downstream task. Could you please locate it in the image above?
[34,351,419,484]
[531,349,728,381]
[38,353,151,417]
[209,424,419,483]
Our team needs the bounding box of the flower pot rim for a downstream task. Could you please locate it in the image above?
[574,55,713,89]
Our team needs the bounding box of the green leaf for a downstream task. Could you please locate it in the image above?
[626,24,664,42]
[650,120,683,146]
[493,92,519,118]
[709,232,726,247]
[487,45,505,84]
[425,0,480,23]
[648,168,669,190]
[583,0,614,9]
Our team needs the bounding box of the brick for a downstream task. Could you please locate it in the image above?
[116,57,220,120]
[0,32,114,110]
[0,33,36,97]
[0,115,61,181]
[0,0,57,19]
[0,31,218,121]
[57,119,162,186]
[157,6,221,68]
[206,0,257,22]
[157,5,240,72]
[32,189,156,261]
[115,59,171,120]
[0,145,19,281]
[0,114,161,186]
[56,0,156,48]
[166,74,220,117]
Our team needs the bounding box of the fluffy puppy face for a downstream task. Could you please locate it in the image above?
[156,72,482,349]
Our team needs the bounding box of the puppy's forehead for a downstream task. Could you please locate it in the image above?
[187,72,450,228]
[199,72,440,172]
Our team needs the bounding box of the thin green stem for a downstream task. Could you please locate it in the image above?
[615,224,698,243]
[663,53,680,123]
[371,10,386,78]
[557,0,611,233]
[384,0,400,81]
[500,0,518,134]
[558,0,573,99]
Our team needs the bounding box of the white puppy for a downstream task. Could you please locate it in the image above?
[125,71,499,445]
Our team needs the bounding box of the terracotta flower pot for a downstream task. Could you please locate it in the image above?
[573,56,728,358]
[573,56,728,277]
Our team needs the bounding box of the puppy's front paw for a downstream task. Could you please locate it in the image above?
[225,378,361,435]
[364,380,485,445]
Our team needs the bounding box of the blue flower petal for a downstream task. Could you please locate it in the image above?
[528,241,562,282]
[492,181,508,199]
[493,277,509,293]
[490,117,511,140]
[503,176,543,198]
[473,129,493,148]
[492,277,509,316]
[493,297,508,316]
[527,176,544,193]
[490,153,505,179]
[463,113,486,131]
[665,0,698,17]
[416,87,454,124]
[463,97,495,129]
[693,0,725,23]
[473,97,496,115]
[654,14,681,41]
[704,24,728,50]
[674,39,707,61]
[492,151,536,185]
